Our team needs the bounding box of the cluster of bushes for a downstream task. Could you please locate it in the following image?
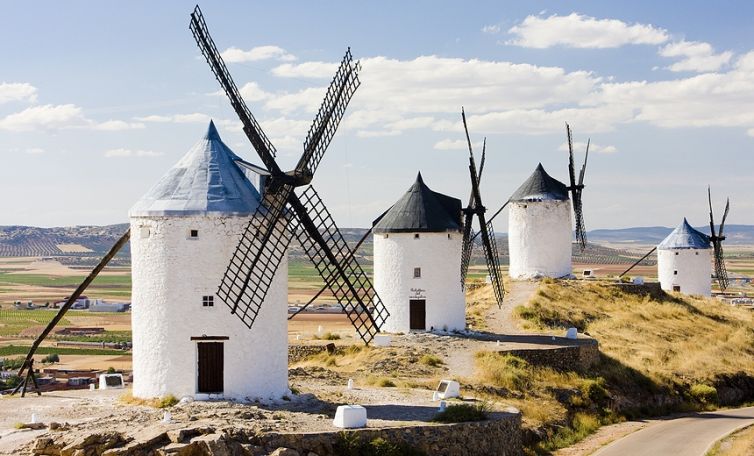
[335,434,424,456]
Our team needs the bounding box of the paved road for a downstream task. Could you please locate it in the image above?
[593,406,754,456]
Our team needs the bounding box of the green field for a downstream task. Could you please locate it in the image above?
[0,344,127,356]
[0,310,72,337]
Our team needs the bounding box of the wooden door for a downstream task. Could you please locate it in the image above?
[197,342,223,393]
[409,299,426,330]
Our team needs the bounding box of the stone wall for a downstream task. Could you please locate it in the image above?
[257,412,522,456]
[289,344,344,364]
[30,413,522,456]
[505,343,599,372]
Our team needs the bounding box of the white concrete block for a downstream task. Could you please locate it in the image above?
[632,276,645,285]
[373,334,391,347]
[566,327,578,339]
[436,380,460,399]
[99,373,124,390]
[333,405,367,429]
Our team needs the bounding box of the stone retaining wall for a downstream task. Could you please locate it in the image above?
[257,412,522,456]
[506,343,599,372]
[31,413,522,456]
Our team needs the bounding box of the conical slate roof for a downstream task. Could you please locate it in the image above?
[509,163,569,202]
[658,218,711,250]
[130,121,262,217]
[372,172,462,233]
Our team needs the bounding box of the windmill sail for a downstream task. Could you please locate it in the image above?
[460,108,505,308]
[708,187,730,290]
[190,6,388,344]
[565,123,588,250]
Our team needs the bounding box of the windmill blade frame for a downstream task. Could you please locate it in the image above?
[707,187,731,290]
[297,49,361,178]
[565,122,588,250]
[190,6,279,172]
[216,188,294,328]
[461,108,505,308]
[289,186,389,341]
[190,6,385,343]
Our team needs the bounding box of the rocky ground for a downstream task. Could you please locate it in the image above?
[0,281,591,455]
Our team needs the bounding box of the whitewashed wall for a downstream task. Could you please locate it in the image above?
[508,200,572,279]
[129,214,288,401]
[374,231,465,333]
[657,248,712,297]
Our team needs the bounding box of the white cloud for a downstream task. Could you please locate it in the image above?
[0,104,85,131]
[221,45,296,63]
[433,138,482,150]
[0,82,37,104]
[558,141,617,154]
[104,148,162,158]
[659,40,733,73]
[135,113,242,133]
[507,13,668,49]
[272,61,339,79]
[239,82,270,102]
[25,147,45,155]
[93,120,144,131]
[356,129,400,138]
[481,24,501,34]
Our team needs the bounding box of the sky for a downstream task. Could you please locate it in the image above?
[1,1,753,231]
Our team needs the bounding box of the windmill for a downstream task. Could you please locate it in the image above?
[459,108,505,308]
[619,187,730,295]
[565,123,590,250]
[708,186,730,290]
[189,6,388,344]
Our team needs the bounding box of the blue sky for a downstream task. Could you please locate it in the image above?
[1,1,753,230]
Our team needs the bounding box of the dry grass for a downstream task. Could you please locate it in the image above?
[119,391,178,408]
[465,277,511,330]
[515,281,754,383]
[707,424,754,456]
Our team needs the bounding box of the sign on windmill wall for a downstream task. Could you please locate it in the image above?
[410,288,426,299]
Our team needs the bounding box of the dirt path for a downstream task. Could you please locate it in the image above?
[485,280,539,335]
[441,280,540,378]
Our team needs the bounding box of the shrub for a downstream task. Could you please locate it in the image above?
[314,332,341,340]
[107,366,116,374]
[376,378,396,388]
[42,353,59,364]
[542,412,601,451]
[419,354,443,367]
[475,352,531,391]
[156,394,178,408]
[432,402,489,423]
[334,433,425,456]
[690,384,718,405]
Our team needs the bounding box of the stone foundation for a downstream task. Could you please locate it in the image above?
[506,343,599,372]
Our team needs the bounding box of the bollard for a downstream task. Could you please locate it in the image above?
[31,414,38,424]
[162,411,172,424]
[347,379,354,390]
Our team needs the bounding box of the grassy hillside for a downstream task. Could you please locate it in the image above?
[508,280,754,453]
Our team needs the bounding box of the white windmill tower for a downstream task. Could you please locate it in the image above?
[372,173,465,333]
[656,189,730,297]
[507,124,589,279]
[129,121,289,400]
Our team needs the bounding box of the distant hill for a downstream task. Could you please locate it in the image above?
[1,223,752,266]
[587,224,754,245]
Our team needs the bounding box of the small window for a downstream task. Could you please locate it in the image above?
[189,229,199,239]
[385,234,389,239]
[675,252,679,256]
[413,267,421,278]
[673,270,678,275]
[139,226,150,239]
[447,233,452,240]
[414,233,420,239]
[202,296,214,307]
[695,252,699,255]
